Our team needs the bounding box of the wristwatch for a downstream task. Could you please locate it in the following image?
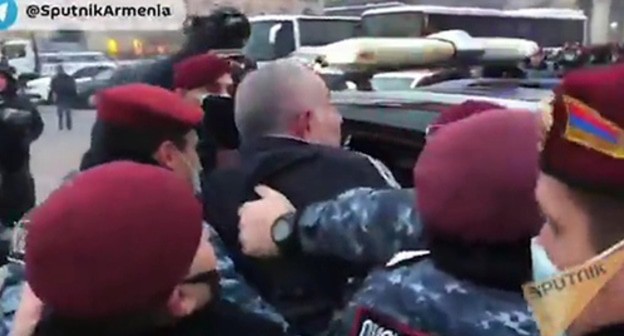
[270,211,300,254]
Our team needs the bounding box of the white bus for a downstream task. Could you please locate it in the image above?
[361,6,587,47]
[324,2,406,16]
[243,15,361,63]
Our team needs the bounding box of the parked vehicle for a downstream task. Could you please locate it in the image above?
[24,64,116,104]
[322,32,546,186]
[371,70,442,91]
[76,59,156,108]
[38,51,116,78]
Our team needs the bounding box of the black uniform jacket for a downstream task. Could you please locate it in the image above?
[203,136,393,335]
[0,78,43,227]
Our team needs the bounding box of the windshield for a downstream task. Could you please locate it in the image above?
[298,19,360,46]
[2,44,27,59]
[371,77,416,91]
[244,21,295,62]
[362,12,424,37]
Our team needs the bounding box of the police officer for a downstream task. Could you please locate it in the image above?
[6,84,288,332]
[142,6,250,90]
[21,162,288,336]
[326,109,541,336]
[0,66,43,230]
[174,53,240,173]
[530,64,624,336]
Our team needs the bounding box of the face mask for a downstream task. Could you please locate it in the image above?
[530,237,560,283]
[524,238,624,336]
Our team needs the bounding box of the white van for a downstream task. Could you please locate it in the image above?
[1,39,38,77]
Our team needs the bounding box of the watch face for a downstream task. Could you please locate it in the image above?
[272,219,292,242]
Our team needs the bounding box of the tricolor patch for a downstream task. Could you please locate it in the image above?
[563,95,624,159]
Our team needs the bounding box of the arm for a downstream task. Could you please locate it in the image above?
[204,224,289,330]
[26,104,43,143]
[238,187,424,266]
[296,188,423,265]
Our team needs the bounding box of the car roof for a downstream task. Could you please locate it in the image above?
[332,90,540,132]
[419,78,557,102]
[362,5,586,20]
[250,15,359,22]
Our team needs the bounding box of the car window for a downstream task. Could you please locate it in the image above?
[2,44,26,59]
[371,77,416,91]
[94,69,115,80]
[66,54,110,63]
[40,55,64,64]
[72,66,108,78]
[42,53,111,64]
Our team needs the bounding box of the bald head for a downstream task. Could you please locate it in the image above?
[234,59,328,142]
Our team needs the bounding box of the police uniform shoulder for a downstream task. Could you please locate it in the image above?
[385,250,430,269]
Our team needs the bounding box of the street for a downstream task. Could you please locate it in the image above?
[31,106,96,202]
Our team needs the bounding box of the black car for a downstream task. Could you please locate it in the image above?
[76,59,157,108]
[338,98,450,187]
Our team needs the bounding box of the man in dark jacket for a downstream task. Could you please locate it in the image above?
[23,161,286,336]
[50,65,77,131]
[0,66,43,229]
[142,6,250,90]
[203,59,399,335]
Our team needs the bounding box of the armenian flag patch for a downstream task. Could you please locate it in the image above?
[563,95,624,159]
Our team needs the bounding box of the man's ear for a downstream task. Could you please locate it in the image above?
[291,110,312,138]
[153,141,179,169]
[166,287,195,318]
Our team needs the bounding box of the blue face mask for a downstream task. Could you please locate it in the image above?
[530,237,560,282]
[530,238,569,336]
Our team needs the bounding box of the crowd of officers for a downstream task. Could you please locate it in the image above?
[0,6,623,336]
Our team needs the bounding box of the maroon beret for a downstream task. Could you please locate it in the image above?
[541,64,624,196]
[26,161,203,318]
[427,100,504,136]
[415,110,542,244]
[97,83,203,130]
[174,53,231,90]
